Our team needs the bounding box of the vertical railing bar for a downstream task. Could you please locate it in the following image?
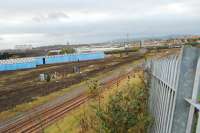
[166,90,174,133]
[155,78,160,132]
[159,82,165,132]
[158,61,165,132]
[164,88,172,133]
[162,85,169,133]
[157,80,162,132]
[160,83,167,133]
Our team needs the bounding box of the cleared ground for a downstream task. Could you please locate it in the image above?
[0,52,143,112]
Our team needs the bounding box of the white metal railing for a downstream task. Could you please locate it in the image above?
[147,46,200,133]
[185,57,200,133]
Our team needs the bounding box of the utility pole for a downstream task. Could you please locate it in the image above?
[126,33,129,47]
[125,33,130,55]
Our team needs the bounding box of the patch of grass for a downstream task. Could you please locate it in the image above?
[44,103,91,133]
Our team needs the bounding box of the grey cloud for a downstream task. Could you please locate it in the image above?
[0,0,199,49]
[32,12,69,22]
[1,15,200,34]
[48,12,69,19]
[0,0,195,14]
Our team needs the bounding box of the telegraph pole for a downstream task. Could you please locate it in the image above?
[125,33,130,55]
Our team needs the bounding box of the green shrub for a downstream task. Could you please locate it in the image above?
[80,75,152,133]
[95,81,151,133]
[59,48,76,54]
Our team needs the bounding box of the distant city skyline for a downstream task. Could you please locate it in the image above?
[0,0,200,50]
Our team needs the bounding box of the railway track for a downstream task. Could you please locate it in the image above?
[0,68,139,133]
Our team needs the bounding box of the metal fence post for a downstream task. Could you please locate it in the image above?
[171,46,200,133]
[186,57,200,133]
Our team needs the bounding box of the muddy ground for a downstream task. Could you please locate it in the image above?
[0,52,144,112]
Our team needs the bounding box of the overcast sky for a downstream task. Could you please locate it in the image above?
[0,0,200,49]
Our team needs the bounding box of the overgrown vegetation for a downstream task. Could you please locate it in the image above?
[0,52,12,60]
[47,47,76,55]
[87,79,101,98]
[146,45,170,50]
[104,47,139,54]
[185,42,200,46]
[79,72,152,133]
[187,38,200,43]
[60,47,76,54]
